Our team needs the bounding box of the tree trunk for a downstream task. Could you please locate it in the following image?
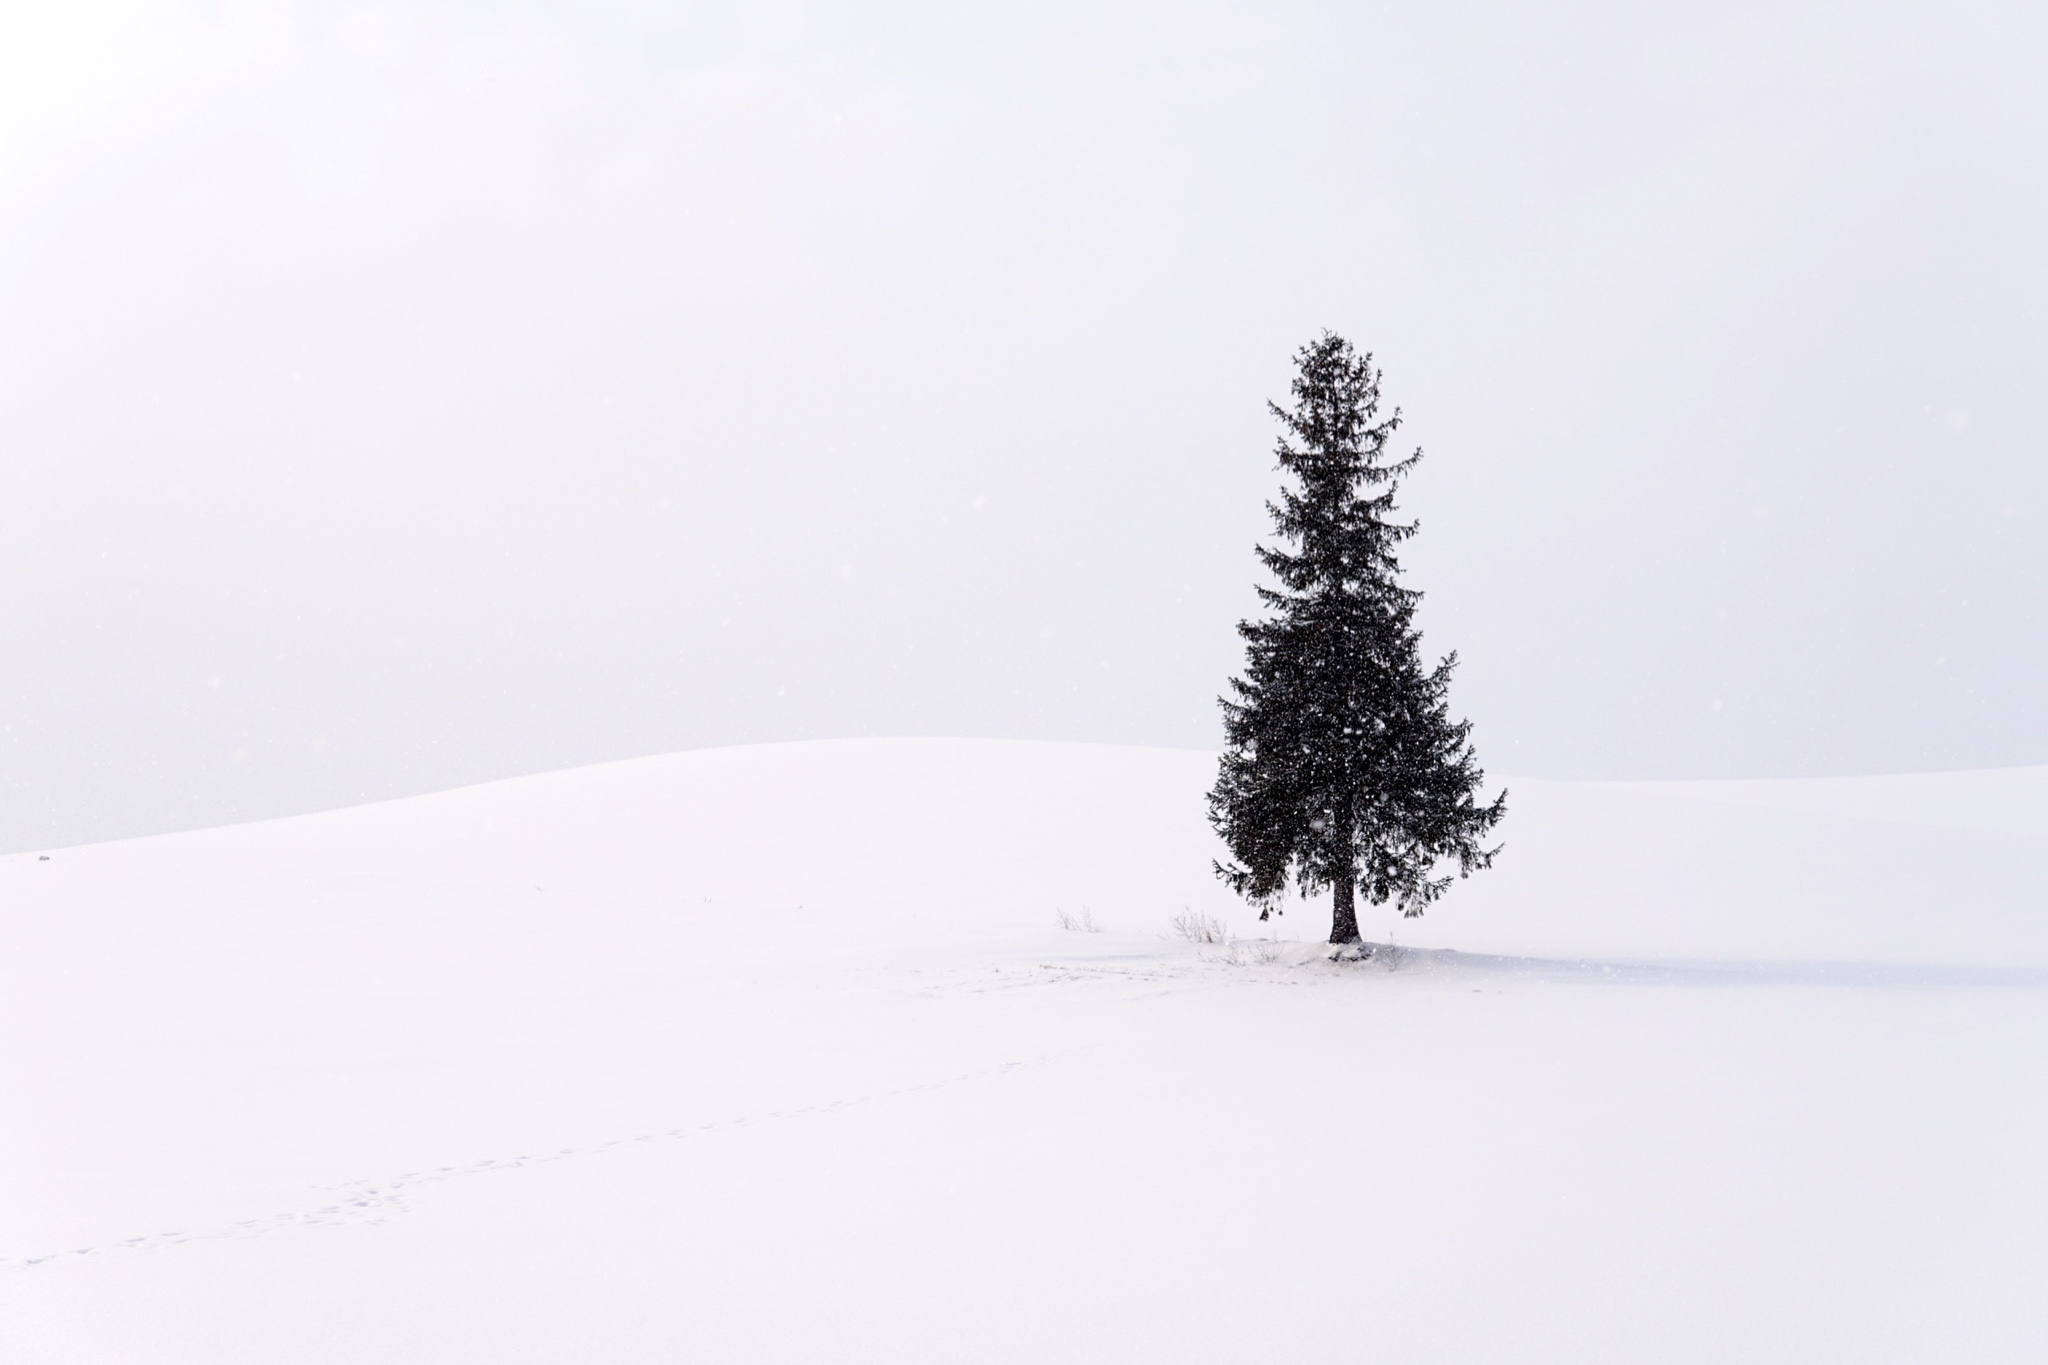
[1329,873,1360,944]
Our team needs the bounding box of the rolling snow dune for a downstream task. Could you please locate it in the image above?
[3,739,2045,1362]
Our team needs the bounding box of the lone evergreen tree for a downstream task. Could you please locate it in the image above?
[1209,333,1505,947]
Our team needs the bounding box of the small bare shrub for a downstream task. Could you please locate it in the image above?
[1191,934,1303,968]
[1171,908,1227,944]
[1054,906,1103,933]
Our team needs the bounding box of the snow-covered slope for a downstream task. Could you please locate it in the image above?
[4,740,2044,1362]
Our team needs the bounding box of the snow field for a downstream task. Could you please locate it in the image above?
[3,739,2045,1361]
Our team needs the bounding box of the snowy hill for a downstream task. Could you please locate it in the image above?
[4,739,2045,1362]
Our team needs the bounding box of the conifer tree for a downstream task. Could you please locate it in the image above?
[1208,333,1505,947]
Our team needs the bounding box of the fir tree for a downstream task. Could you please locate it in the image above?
[1208,333,1505,946]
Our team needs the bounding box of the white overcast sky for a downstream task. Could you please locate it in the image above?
[1,0,2043,850]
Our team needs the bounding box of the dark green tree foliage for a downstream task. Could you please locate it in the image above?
[1209,333,1505,945]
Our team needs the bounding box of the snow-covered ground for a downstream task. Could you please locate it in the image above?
[4,739,2045,1362]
